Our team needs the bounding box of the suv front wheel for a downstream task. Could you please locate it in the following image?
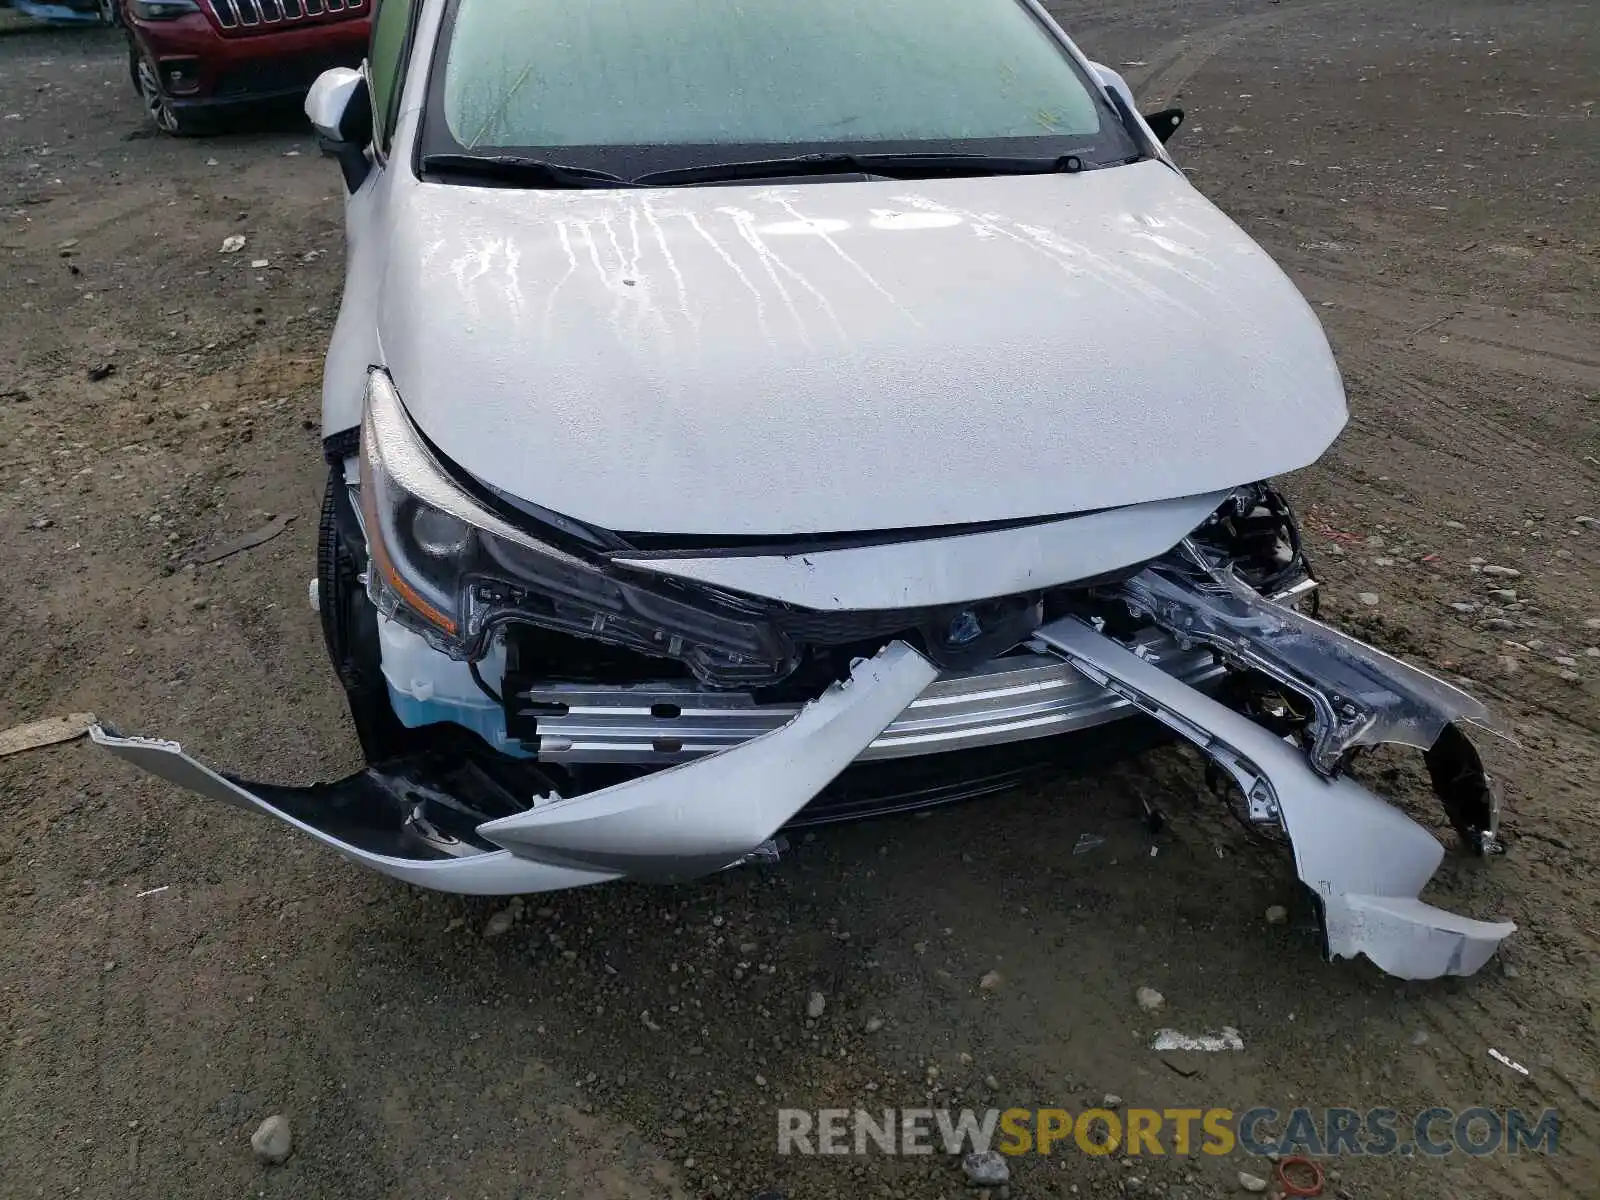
[130,44,210,137]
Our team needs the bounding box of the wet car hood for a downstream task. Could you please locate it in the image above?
[379,160,1346,537]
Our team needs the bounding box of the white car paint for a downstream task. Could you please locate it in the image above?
[372,162,1345,536]
[320,0,1345,539]
[304,65,363,143]
[614,490,1230,609]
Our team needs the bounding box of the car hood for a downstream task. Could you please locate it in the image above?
[379,160,1345,536]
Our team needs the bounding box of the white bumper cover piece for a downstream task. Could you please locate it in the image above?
[1032,618,1515,979]
[94,614,1512,977]
[89,726,624,897]
[92,642,937,895]
[474,642,937,878]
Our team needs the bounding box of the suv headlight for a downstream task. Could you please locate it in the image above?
[358,370,798,686]
[129,0,201,18]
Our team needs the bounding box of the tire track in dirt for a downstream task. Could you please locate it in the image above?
[1336,347,1590,489]
[5,191,168,251]
[1427,328,1600,391]
[1442,330,1600,373]
[1123,4,1326,105]
[1337,357,1548,476]
[97,873,159,1189]
[1047,0,1324,99]
[1321,306,1600,1195]
[1294,268,1600,395]
[0,882,112,1184]
[1043,0,1193,34]
[1326,356,1599,742]
[1415,997,1597,1196]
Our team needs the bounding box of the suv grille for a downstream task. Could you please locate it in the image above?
[209,0,366,29]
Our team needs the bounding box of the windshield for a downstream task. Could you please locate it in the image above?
[429,0,1137,173]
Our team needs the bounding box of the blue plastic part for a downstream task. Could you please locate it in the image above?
[386,686,537,758]
[12,2,103,24]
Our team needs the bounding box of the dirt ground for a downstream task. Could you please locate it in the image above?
[1,1,1596,1197]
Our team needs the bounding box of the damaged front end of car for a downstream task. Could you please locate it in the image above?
[94,370,1513,979]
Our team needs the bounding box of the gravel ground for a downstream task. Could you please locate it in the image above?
[1,2,1597,1197]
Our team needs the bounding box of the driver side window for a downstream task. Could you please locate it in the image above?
[368,0,415,155]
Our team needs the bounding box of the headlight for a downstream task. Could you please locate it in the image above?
[358,370,798,686]
[129,0,200,18]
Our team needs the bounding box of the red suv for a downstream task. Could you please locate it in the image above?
[118,0,371,136]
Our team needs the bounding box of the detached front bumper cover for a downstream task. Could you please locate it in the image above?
[1032,616,1514,979]
[92,641,937,895]
[94,569,1513,977]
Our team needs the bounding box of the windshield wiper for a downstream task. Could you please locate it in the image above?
[632,151,1091,187]
[423,149,1124,191]
[422,152,640,189]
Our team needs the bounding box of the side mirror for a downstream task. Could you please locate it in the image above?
[306,67,373,193]
[1142,107,1184,144]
